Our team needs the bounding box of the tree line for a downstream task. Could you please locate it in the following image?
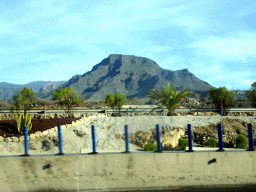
[0,81,256,119]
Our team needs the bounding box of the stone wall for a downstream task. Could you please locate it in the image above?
[0,113,106,143]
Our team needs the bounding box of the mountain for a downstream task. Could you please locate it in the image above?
[233,90,248,100]
[0,81,66,101]
[36,54,214,101]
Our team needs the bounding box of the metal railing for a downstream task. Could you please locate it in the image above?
[1,107,256,118]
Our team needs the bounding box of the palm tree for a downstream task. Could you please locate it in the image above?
[145,83,193,116]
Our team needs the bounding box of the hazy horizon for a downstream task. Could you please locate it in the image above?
[0,0,255,91]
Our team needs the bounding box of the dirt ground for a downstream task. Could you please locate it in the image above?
[191,118,256,148]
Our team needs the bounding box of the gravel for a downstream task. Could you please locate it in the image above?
[1,115,256,155]
[48,115,256,152]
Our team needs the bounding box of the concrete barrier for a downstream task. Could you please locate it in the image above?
[0,151,256,192]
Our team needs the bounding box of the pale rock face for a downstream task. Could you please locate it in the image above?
[129,127,186,149]
[51,83,57,89]
[42,85,47,91]
[161,128,185,148]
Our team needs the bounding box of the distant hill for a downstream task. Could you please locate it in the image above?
[233,90,248,100]
[0,81,66,101]
[36,54,215,101]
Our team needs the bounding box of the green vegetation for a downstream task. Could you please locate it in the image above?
[145,83,193,116]
[8,87,37,133]
[52,86,84,117]
[209,86,236,116]
[143,138,189,151]
[144,143,158,151]
[235,135,248,149]
[105,92,127,116]
[205,138,218,147]
[245,82,256,108]
[177,138,188,149]
[16,111,32,134]
[10,87,38,114]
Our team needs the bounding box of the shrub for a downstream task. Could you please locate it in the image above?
[209,86,236,116]
[144,143,158,151]
[235,135,248,149]
[205,138,218,147]
[178,138,188,149]
[143,141,167,151]
[245,82,256,108]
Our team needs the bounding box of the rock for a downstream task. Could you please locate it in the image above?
[42,140,52,151]
[49,136,60,147]
[161,128,185,148]
[28,141,37,150]
[40,136,59,151]
[127,127,185,149]
[73,129,88,138]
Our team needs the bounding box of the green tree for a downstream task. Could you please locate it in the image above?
[9,87,37,134]
[209,86,236,116]
[11,87,38,114]
[245,82,256,108]
[52,86,84,117]
[145,83,193,116]
[105,93,127,116]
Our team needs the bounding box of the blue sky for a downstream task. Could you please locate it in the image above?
[0,0,255,91]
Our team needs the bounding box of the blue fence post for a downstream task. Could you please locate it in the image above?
[154,124,163,153]
[122,125,131,153]
[56,126,64,155]
[217,124,225,152]
[20,126,30,157]
[89,125,98,155]
[44,109,46,119]
[186,124,194,152]
[247,123,255,151]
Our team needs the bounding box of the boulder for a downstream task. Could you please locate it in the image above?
[28,141,37,150]
[160,128,185,148]
[73,129,88,138]
[42,140,52,151]
[127,127,186,149]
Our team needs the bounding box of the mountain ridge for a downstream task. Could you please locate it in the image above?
[0,81,66,101]
[0,54,247,102]
[37,54,214,101]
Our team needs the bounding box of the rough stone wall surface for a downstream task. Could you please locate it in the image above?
[0,113,105,143]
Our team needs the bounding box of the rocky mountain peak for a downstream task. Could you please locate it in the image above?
[42,85,47,91]
[51,83,57,89]
[36,54,213,101]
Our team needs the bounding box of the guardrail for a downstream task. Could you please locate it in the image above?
[1,108,256,118]
[10,122,255,157]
